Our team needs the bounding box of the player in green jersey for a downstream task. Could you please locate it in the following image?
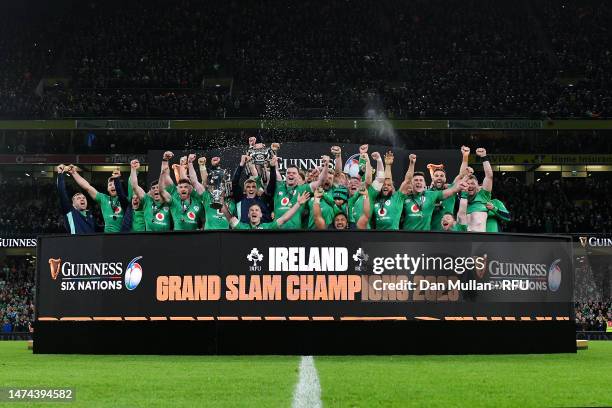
[402,154,463,231]
[158,152,202,231]
[441,179,470,232]
[313,187,370,229]
[185,154,235,230]
[485,198,511,232]
[269,155,329,229]
[223,192,311,230]
[129,159,172,232]
[466,148,494,232]
[428,146,470,231]
[347,147,386,228]
[69,165,124,233]
[304,146,343,229]
[372,151,413,230]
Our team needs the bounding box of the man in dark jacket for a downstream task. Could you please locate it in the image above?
[56,164,99,234]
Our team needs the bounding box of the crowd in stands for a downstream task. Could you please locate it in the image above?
[496,177,612,233]
[1,0,611,119]
[0,258,34,334]
[575,301,611,331]
[0,180,65,235]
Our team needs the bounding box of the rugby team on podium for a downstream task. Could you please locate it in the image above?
[55,139,510,234]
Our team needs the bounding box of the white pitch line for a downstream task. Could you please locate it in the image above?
[292,356,322,408]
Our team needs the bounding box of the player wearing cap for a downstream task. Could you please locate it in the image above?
[313,188,370,230]
[69,165,124,233]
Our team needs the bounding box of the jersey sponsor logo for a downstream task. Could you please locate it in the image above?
[378,207,387,217]
[155,212,165,221]
[113,206,122,214]
[187,211,196,220]
[281,197,290,206]
[411,204,420,213]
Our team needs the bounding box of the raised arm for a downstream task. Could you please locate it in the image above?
[356,188,371,229]
[161,151,174,187]
[130,159,146,200]
[276,192,310,227]
[198,157,208,189]
[158,167,172,203]
[69,166,98,199]
[403,154,416,185]
[442,181,462,199]
[384,151,394,182]
[476,148,493,192]
[371,152,385,191]
[364,153,373,186]
[453,146,471,184]
[178,156,189,181]
[187,154,205,195]
[55,165,72,213]
[112,173,128,210]
[457,180,469,225]
[232,155,248,202]
[265,156,278,197]
[309,156,330,191]
[312,189,327,230]
[331,146,343,177]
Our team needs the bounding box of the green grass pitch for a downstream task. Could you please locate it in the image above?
[0,341,611,407]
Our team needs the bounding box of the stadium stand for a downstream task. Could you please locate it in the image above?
[1,0,611,119]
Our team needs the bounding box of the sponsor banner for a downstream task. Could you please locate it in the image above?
[77,154,147,164]
[576,235,612,249]
[0,154,144,165]
[481,154,612,165]
[147,144,460,185]
[0,154,77,165]
[0,237,37,248]
[76,120,170,130]
[36,232,573,321]
[449,120,542,129]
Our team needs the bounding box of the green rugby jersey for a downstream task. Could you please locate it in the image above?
[95,192,123,233]
[401,189,444,231]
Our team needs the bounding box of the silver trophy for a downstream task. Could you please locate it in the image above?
[208,168,232,209]
[246,144,277,183]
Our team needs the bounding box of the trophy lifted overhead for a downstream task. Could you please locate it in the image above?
[207,156,232,210]
[246,133,280,185]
